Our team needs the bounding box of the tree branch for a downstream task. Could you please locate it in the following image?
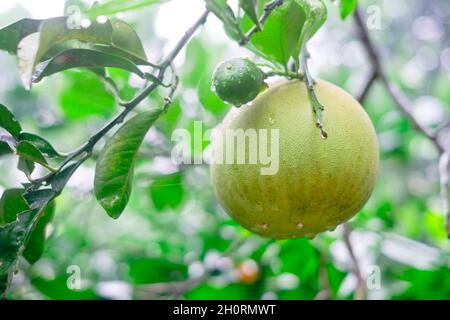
[32,9,210,187]
[353,6,445,152]
[343,224,366,300]
[357,70,377,103]
[353,5,450,236]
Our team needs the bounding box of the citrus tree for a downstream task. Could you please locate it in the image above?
[0,0,449,300]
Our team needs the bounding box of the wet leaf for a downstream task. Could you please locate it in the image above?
[0,104,22,139]
[94,109,162,219]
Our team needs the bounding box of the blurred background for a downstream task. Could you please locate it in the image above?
[0,0,449,300]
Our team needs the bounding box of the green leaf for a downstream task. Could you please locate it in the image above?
[60,70,116,119]
[48,162,81,193]
[93,44,150,66]
[149,172,184,211]
[110,19,148,63]
[0,104,22,139]
[326,262,348,298]
[17,17,114,89]
[239,0,260,27]
[33,48,147,83]
[0,209,39,297]
[23,189,56,210]
[31,275,98,299]
[186,283,261,299]
[0,189,29,226]
[16,141,50,169]
[94,109,162,219]
[18,158,35,177]
[393,267,450,300]
[339,0,357,19]
[292,0,327,65]
[246,0,307,68]
[0,189,55,265]
[0,142,13,157]
[277,238,320,299]
[128,257,187,284]
[18,132,63,158]
[85,0,166,17]
[23,201,55,264]
[0,19,42,54]
[205,0,243,40]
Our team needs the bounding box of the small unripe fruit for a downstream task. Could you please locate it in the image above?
[210,80,379,239]
[212,58,265,107]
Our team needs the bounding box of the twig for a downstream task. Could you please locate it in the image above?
[315,250,332,300]
[31,10,210,187]
[239,0,284,46]
[435,120,450,136]
[353,5,450,236]
[163,63,179,111]
[357,70,377,103]
[343,224,366,300]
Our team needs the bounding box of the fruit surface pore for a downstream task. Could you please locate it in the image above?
[212,58,264,106]
[210,80,379,239]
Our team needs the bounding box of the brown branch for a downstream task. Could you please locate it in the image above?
[353,5,450,236]
[357,70,377,102]
[315,252,332,300]
[353,7,445,153]
[343,224,366,300]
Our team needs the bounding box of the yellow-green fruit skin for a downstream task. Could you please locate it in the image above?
[210,80,379,239]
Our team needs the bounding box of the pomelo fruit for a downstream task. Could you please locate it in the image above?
[210,80,379,239]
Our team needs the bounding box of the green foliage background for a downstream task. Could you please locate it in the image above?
[0,0,449,300]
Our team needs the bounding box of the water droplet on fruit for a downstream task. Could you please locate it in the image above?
[268,117,275,125]
[261,223,268,230]
[296,223,304,229]
[226,64,233,70]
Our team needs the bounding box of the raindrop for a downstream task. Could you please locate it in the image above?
[268,117,275,125]
[261,223,268,230]
[296,223,304,229]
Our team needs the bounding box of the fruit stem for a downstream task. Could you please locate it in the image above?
[301,47,328,139]
[265,69,303,80]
